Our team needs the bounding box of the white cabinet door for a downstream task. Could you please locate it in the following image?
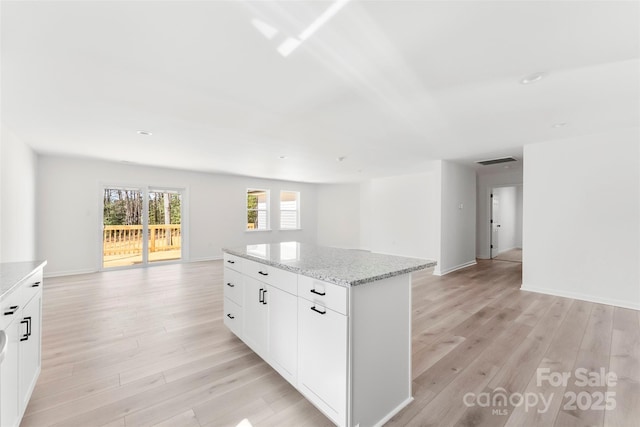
[297,298,348,426]
[267,285,297,384]
[242,277,268,358]
[1,316,20,427]
[19,293,41,412]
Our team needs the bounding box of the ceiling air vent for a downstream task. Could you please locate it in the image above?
[476,156,518,166]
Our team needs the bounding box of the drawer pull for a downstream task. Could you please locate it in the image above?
[310,289,326,296]
[227,260,235,264]
[258,271,269,276]
[310,306,326,315]
[4,305,19,316]
[226,282,235,288]
[227,313,235,319]
[262,289,267,305]
[259,288,264,303]
[32,281,41,287]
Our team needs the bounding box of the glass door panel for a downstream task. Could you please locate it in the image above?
[148,191,182,263]
[103,188,144,268]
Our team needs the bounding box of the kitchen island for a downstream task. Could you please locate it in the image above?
[222,242,435,427]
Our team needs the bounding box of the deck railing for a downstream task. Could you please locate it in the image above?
[103,224,181,256]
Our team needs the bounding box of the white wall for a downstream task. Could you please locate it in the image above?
[522,128,640,310]
[494,186,521,254]
[366,171,439,259]
[437,161,477,275]
[37,155,318,276]
[0,125,37,262]
[476,168,523,259]
[316,183,360,249]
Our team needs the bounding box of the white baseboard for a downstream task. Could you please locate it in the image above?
[44,268,97,278]
[520,284,640,311]
[433,259,477,276]
[189,256,222,262]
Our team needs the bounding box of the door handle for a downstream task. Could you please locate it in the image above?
[226,282,234,288]
[227,313,235,319]
[32,281,41,288]
[262,289,267,305]
[226,260,235,264]
[259,288,264,303]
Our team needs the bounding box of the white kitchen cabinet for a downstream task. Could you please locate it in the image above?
[297,298,347,424]
[267,285,297,384]
[242,276,268,359]
[19,291,42,412]
[0,262,45,427]
[222,245,429,427]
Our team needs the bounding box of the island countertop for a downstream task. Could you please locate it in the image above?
[222,242,436,287]
[0,260,48,301]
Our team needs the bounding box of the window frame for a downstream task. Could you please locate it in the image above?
[279,190,301,230]
[246,188,271,231]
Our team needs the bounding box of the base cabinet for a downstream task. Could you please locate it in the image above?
[0,265,44,427]
[297,298,347,425]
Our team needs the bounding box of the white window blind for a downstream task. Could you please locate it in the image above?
[280,191,300,229]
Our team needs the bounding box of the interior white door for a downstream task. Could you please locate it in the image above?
[491,192,501,258]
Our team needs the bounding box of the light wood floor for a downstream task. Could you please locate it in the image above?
[493,248,522,263]
[21,259,639,427]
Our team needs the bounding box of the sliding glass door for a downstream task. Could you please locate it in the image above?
[102,186,184,269]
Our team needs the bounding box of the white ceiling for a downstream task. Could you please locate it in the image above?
[2,1,638,183]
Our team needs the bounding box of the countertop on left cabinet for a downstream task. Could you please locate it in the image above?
[0,260,48,300]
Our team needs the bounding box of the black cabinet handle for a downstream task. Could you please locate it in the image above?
[226,282,234,288]
[20,318,30,341]
[227,260,235,264]
[4,305,19,316]
[310,289,326,296]
[262,289,267,305]
[258,271,268,276]
[227,313,235,319]
[311,306,326,315]
[259,288,264,303]
[32,281,41,288]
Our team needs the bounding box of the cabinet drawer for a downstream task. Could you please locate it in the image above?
[1,288,22,330]
[223,297,242,338]
[243,259,297,295]
[20,270,43,307]
[223,253,243,272]
[223,268,243,305]
[242,259,271,283]
[298,275,348,315]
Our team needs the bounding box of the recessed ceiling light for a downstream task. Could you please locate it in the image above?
[337,156,346,162]
[519,72,546,85]
[552,122,567,128]
[137,130,152,136]
[279,155,287,160]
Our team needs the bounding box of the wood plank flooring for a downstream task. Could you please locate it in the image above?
[21,259,639,427]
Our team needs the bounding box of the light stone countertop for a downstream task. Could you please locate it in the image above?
[0,260,47,301]
[223,242,436,287]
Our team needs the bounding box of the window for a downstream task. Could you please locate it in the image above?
[247,189,269,230]
[280,190,300,229]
